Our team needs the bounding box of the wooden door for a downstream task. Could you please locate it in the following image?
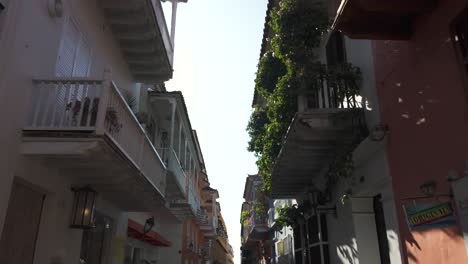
[0,182,45,264]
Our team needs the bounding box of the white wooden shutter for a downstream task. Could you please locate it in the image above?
[72,37,91,99]
[73,37,91,77]
[56,19,80,77]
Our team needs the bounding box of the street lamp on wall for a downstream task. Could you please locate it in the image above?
[70,186,96,229]
[307,190,336,216]
[370,124,389,142]
[188,241,194,251]
[420,181,437,197]
[143,216,155,234]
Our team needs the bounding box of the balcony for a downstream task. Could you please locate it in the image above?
[22,77,167,211]
[99,0,173,82]
[244,211,269,244]
[196,208,217,238]
[332,0,437,40]
[169,178,201,220]
[158,147,187,200]
[271,69,367,198]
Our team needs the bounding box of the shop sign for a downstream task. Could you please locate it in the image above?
[453,176,468,253]
[404,202,456,231]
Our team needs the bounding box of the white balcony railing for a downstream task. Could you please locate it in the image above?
[24,77,167,193]
[157,147,187,196]
[188,180,201,215]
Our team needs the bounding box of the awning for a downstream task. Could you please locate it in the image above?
[127,219,172,247]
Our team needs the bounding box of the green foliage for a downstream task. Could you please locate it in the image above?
[269,0,328,65]
[247,0,328,193]
[274,202,311,230]
[240,210,250,226]
[274,204,301,230]
[255,51,287,97]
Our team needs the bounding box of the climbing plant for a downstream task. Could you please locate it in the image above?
[247,0,329,192]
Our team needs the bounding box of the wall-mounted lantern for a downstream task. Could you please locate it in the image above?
[143,216,155,234]
[187,241,194,251]
[307,190,336,216]
[420,181,437,197]
[370,124,389,142]
[70,186,96,229]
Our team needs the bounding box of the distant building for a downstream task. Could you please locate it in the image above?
[269,199,296,264]
[240,175,272,264]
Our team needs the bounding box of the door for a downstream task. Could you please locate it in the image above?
[56,18,91,78]
[374,195,391,264]
[55,18,92,126]
[0,182,45,264]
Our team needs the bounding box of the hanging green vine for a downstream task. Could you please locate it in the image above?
[247,0,364,193]
[247,0,328,193]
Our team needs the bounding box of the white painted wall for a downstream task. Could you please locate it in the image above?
[0,0,138,234]
[13,156,126,264]
[314,33,403,264]
[344,38,380,128]
[0,1,145,264]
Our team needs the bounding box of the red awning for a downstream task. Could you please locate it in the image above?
[127,219,172,247]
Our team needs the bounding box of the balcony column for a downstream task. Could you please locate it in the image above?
[169,98,177,150]
[170,0,178,48]
[96,68,112,135]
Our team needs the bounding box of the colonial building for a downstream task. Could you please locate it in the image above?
[0,1,230,263]
[251,0,468,264]
[240,175,272,264]
[269,199,296,264]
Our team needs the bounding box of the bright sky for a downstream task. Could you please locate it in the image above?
[162,1,268,263]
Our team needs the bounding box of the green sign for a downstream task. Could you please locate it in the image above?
[404,202,456,231]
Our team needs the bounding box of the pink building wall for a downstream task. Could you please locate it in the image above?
[373,1,468,263]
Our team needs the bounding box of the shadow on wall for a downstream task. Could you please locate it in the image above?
[337,238,358,264]
[404,226,465,263]
[336,229,402,264]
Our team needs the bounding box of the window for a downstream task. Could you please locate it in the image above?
[294,214,329,264]
[306,214,329,264]
[452,8,468,82]
[326,32,347,66]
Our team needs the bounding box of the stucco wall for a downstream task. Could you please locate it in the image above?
[0,0,137,236]
[0,0,141,263]
[14,156,125,264]
[373,0,468,263]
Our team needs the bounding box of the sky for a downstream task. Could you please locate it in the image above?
[162,1,268,263]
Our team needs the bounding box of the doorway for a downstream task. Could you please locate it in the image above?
[0,181,45,264]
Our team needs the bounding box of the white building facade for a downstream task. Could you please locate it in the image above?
[0,1,217,264]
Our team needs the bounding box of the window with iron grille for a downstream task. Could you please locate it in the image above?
[293,213,329,264]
